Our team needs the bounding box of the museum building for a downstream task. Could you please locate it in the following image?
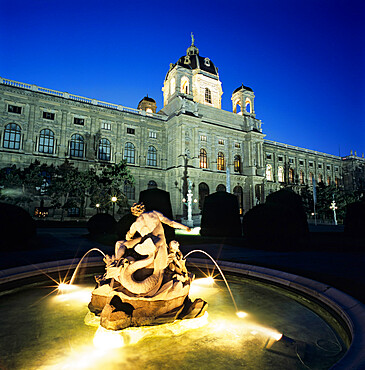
[0,39,363,220]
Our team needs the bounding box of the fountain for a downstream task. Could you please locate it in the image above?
[1,204,364,368]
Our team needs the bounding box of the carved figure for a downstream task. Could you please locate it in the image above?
[88,203,207,330]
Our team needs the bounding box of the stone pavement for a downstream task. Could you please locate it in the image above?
[0,228,364,303]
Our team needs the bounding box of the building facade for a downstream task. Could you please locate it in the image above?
[0,40,363,220]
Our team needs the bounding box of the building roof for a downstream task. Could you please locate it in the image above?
[138,96,156,104]
[233,84,253,94]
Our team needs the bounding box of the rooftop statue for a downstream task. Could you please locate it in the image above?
[88,203,207,330]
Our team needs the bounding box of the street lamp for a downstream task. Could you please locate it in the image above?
[111,196,118,218]
[95,203,100,214]
[329,199,338,226]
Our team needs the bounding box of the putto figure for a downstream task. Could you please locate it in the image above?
[88,203,207,330]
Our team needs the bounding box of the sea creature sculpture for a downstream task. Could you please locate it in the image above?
[88,203,207,330]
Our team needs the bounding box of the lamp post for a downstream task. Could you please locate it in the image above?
[111,196,117,218]
[95,203,100,214]
[329,197,338,226]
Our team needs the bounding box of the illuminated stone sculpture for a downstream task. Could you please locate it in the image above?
[88,203,207,330]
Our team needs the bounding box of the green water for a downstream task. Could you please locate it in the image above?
[0,273,347,369]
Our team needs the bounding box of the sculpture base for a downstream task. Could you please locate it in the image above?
[89,285,207,331]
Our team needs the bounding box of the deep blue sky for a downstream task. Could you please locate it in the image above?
[1,0,364,156]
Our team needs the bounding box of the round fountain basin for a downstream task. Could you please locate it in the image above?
[0,261,353,369]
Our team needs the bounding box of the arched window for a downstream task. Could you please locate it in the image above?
[309,172,314,184]
[147,146,157,166]
[124,142,135,164]
[199,148,207,169]
[205,88,212,104]
[245,98,251,113]
[278,166,284,182]
[39,129,54,154]
[124,181,135,200]
[70,134,84,158]
[266,164,273,181]
[327,176,331,186]
[217,152,225,171]
[234,155,241,173]
[181,76,189,94]
[233,185,243,215]
[98,138,111,161]
[335,177,339,187]
[198,182,209,210]
[216,184,226,192]
[318,174,322,183]
[170,78,176,96]
[288,168,294,183]
[3,123,21,149]
[299,170,305,184]
[148,180,157,189]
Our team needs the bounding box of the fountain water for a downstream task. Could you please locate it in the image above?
[69,247,106,285]
[184,249,239,313]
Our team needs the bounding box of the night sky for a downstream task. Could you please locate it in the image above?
[1,0,364,157]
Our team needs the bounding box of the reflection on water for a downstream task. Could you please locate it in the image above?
[0,273,347,369]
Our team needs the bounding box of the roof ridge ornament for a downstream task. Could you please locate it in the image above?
[187,33,199,55]
[191,32,195,46]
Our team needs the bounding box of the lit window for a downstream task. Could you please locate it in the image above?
[43,111,55,120]
[3,123,21,149]
[218,139,224,145]
[8,105,22,114]
[205,88,212,104]
[200,148,207,169]
[335,177,339,187]
[288,168,294,183]
[327,176,331,185]
[181,76,189,94]
[235,142,241,149]
[234,155,241,173]
[39,129,54,154]
[101,121,111,130]
[200,135,207,142]
[266,164,273,181]
[127,127,135,135]
[146,108,153,113]
[149,131,157,139]
[318,174,322,183]
[124,142,135,164]
[217,152,225,171]
[309,172,314,183]
[70,134,84,158]
[74,117,84,125]
[98,138,111,161]
[278,166,284,182]
[299,171,304,184]
[147,146,157,166]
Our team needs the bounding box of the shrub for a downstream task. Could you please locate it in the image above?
[116,213,137,239]
[242,189,309,250]
[200,192,242,237]
[344,201,365,238]
[87,213,116,235]
[139,188,175,242]
[0,202,36,250]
